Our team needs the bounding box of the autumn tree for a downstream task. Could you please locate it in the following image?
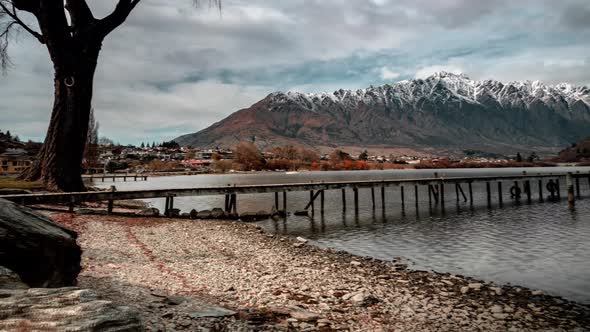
[234,141,265,171]
[1,0,220,191]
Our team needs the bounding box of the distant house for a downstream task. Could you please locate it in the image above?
[0,149,32,173]
[181,159,212,169]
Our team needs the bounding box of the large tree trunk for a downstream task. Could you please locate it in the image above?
[21,51,99,192]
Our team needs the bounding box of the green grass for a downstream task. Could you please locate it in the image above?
[0,176,45,190]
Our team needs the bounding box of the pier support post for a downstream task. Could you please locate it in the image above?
[401,186,405,211]
[455,183,460,203]
[232,194,238,214]
[439,183,445,209]
[575,176,581,198]
[320,190,325,214]
[567,173,575,208]
[310,191,315,216]
[371,187,376,209]
[538,179,544,202]
[275,192,279,210]
[342,188,347,211]
[556,179,561,199]
[381,186,385,210]
[428,185,433,206]
[225,194,230,213]
[414,185,419,210]
[468,182,473,206]
[525,181,532,204]
[283,192,287,212]
[486,182,492,208]
[353,188,359,215]
[497,182,503,207]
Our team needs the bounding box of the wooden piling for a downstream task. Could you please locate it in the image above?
[439,183,445,208]
[275,192,279,210]
[107,199,114,215]
[401,186,405,211]
[232,194,238,214]
[414,185,419,210]
[320,190,325,214]
[468,182,474,206]
[428,185,433,206]
[342,188,347,211]
[486,182,492,207]
[371,187,376,209]
[498,182,503,206]
[354,188,359,214]
[310,190,315,215]
[575,177,581,198]
[455,183,460,203]
[283,192,287,212]
[381,186,385,210]
[567,173,575,208]
[225,194,230,212]
[525,181,532,204]
[556,179,561,199]
[538,179,543,202]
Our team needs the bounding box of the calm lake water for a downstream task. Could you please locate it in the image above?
[95,167,590,304]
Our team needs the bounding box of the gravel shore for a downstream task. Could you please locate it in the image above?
[50,213,590,331]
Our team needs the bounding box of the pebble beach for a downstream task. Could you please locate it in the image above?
[50,212,590,331]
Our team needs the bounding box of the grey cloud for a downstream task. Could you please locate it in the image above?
[562,3,590,29]
[1,0,589,144]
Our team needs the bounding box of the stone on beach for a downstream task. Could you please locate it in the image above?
[0,199,81,287]
[135,207,160,217]
[197,210,212,219]
[210,208,225,219]
[268,305,321,322]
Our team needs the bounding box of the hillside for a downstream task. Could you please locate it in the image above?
[558,137,590,162]
[175,72,590,154]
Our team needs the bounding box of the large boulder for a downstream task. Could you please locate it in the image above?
[0,286,142,331]
[0,199,81,287]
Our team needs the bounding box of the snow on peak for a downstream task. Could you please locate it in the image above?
[267,72,589,112]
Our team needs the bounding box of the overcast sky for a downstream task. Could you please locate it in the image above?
[1,0,589,144]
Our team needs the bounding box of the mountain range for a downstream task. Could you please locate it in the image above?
[175,72,590,155]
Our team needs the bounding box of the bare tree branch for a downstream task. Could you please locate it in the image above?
[97,0,141,38]
[64,0,94,33]
[0,1,43,43]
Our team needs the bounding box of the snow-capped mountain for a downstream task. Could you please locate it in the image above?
[175,72,590,153]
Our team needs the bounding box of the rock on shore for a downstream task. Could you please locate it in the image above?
[0,199,81,287]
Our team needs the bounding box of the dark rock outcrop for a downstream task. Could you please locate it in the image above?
[0,199,81,287]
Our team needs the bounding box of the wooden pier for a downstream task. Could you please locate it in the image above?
[83,174,148,182]
[1,172,588,216]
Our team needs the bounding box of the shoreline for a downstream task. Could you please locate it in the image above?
[49,212,590,331]
[87,163,590,181]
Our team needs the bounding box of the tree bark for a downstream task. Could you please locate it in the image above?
[21,48,100,192]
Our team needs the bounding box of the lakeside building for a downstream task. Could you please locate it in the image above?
[0,149,32,174]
